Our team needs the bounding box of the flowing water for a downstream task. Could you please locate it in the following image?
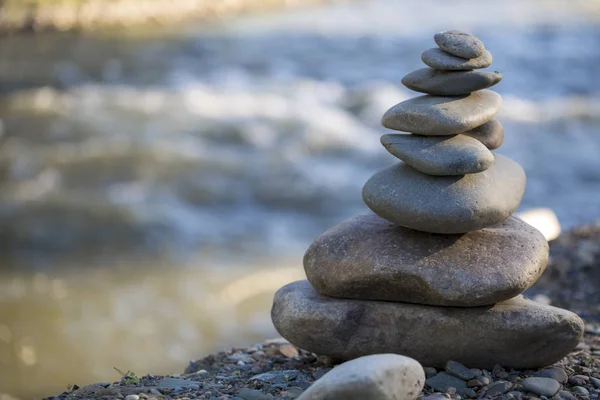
[1,0,600,398]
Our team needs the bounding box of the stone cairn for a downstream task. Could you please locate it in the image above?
[272,31,584,371]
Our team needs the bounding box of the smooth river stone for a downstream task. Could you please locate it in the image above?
[272,280,584,369]
[434,30,485,59]
[296,354,424,400]
[362,154,525,233]
[304,214,548,307]
[462,119,504,150]
[422,48,492,71]
[402,68,502,96]
[381,90,501,135]
[380,134,494,176]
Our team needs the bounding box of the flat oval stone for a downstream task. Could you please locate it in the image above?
[422,48,492,71]
[362,154,525,233]
[462,119,504,150]
[304,214,548,306]
[381,90,501,135]
[434,30,485,59]
[402,68,502,96]
[271,280,584,369]
[296,354,425,400]
[380,134,494,176]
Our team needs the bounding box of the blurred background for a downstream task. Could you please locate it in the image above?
[1,0,600,398]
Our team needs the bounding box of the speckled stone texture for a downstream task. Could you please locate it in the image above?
[402,68,502,96]
[304,214,548,306]
[434,30,485,59]
[422,48,493,70]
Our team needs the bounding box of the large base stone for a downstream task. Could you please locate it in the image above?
[272,280,584,369]
[304,214,548,307]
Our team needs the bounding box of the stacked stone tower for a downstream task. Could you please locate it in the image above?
[272,31,583,369]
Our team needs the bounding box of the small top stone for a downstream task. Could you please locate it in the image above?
[434,30,485,59]
[422,48,492,71]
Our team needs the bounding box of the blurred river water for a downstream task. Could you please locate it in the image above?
[1,0,600,397]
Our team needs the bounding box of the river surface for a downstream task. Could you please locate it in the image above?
[1,0,600,398]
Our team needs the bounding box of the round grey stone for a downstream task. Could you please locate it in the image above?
[486,381,512,396]
[271,280,584,369]
[462,119,504,150]
[304,214,548,306]
[422,48,492,71]
[425,372,468,396]
[434,30,485,59]
[522,377,561,397]
[381,90,501,135]
[296,354,425,400]
[402,68,502,95]
[362,154,525,233]
[380,134,494,176]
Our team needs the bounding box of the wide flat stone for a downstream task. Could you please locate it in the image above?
[296,354,424,400]
[462,119,504,150]
[422,48,492,71]
[304,214,548,306]
[402,68,502,96]
[380,134,494,176]
[381,90,501,135]
[434,30,485,59]
[271,280,584,369]
[362,154,525,233]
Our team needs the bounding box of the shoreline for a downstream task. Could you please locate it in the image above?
[0,0,326,35]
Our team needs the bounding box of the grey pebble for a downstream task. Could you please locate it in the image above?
[434,30,485,59]
[467,379,482,387]
[522,377,561,397]
[426,372,467,394]
[572,386,590,395]
[556,390,578,400]
[486,381,512,396]
[591,377,600,389]
[425,367,438,378]
[470,369,482,378]
[446,360,476,381]
[402,68,502,96]
[251,370,299,384]
[422,48,492,70]
[493,364,509,379]
[237,388,273,400]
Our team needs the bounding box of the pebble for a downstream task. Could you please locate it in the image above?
[556,390,578,400]
[572,386,590,395]
[486,381,512,396]
[237,388,273,400]
[425,372,468,395]
[125,396,140,400]
[272,280,584,368]
[462,119,504,150]
[434,30,485,59]
[422,48,493,70]
[522,377,561,397]
[380,134,494,176]
[304,213,548,306]
[493,364,509,380]
[296,354,425,400]
[591,377,600,389]
[362,154,525,234]
[157,378,199,389]
[446,360,476,381]
[424,367,438,378]
[470,369,482,378]
[381,89,501,135]
[402,68,502,95]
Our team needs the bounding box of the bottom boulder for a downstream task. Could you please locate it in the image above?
[272,280,584,369]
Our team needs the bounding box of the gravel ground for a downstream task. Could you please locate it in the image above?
[45,223,600,400]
